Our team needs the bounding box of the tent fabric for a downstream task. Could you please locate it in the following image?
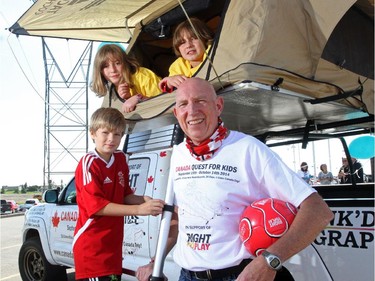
[9,0,184,43]
[103,91,176,120]
[197,0,373,114]
[9,0,374,121]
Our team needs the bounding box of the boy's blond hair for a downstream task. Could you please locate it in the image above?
[90,44,140,97]
[89,107,126,135]
[173,18,214,57]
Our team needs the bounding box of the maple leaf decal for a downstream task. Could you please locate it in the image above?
[52,211,60,228]
[160,151,167,157]
[147,175,154,183]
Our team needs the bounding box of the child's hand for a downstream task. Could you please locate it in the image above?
[159,75,187,92]
[122,95,141,113]
[138,199,165,216]
[117,82,131,99]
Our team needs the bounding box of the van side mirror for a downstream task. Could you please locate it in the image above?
[43,190,59,203]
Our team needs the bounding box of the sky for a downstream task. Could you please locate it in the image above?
[0,0,101,187]
[1,0,44,187]
[0,1,372,188]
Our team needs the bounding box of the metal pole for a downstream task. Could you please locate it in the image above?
[150,158,176,280]
[327,138,332,172]
[312,141,317,179]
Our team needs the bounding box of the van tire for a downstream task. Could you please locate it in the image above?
[19,237,68,281]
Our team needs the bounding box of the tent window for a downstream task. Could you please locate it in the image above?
[322,7,374,79]
[131,0,226,78]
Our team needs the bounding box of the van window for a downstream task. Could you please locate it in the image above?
[270,137,372,184]
[64,180,77,204]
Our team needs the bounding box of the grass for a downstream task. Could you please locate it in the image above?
[1,191,43,205]
[2,191,39,195]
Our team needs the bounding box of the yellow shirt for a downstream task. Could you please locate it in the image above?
[168,46,211,77]
[130,67,161,97]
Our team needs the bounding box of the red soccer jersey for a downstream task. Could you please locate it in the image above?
[73,150,133,279]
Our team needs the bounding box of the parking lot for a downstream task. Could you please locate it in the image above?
[0,211,76,280]
[1,193,41,204]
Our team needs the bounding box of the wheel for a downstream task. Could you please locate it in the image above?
[19,237,68,281]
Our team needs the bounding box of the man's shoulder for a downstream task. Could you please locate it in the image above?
[227,130,260,144]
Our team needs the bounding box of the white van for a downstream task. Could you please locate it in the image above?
[19,120,374,281]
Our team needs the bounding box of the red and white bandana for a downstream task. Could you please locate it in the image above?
[185,118,228,161]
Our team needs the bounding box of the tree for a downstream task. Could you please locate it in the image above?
[21,183,27,194]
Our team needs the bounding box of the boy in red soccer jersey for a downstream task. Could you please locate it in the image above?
[73,107,165,281]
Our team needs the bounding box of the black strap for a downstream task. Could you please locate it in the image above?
[163,204,174,212]
[187,259,251,280]
[271,77,284,91]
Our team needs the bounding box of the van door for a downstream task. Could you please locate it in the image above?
[47,179,78,267]
[123,153,160,273]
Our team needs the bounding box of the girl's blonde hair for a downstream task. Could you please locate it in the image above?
[91,44,140,97]
[89,107,126,135]
[173,18,214,57]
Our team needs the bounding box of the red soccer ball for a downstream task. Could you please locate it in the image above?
[239,198,298,256]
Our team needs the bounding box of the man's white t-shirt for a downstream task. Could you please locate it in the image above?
[169,130,315,271]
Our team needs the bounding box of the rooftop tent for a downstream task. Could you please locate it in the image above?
[121,0,374,136]
[197,0,374,114]
[8,0,182,43]
[9,0,374,136]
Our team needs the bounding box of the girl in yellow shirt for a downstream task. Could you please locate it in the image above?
[91,44,161,113]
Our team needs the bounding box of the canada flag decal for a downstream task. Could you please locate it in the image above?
[52,211,60,228]
[148,176,154,183]
[160,151,167,157]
